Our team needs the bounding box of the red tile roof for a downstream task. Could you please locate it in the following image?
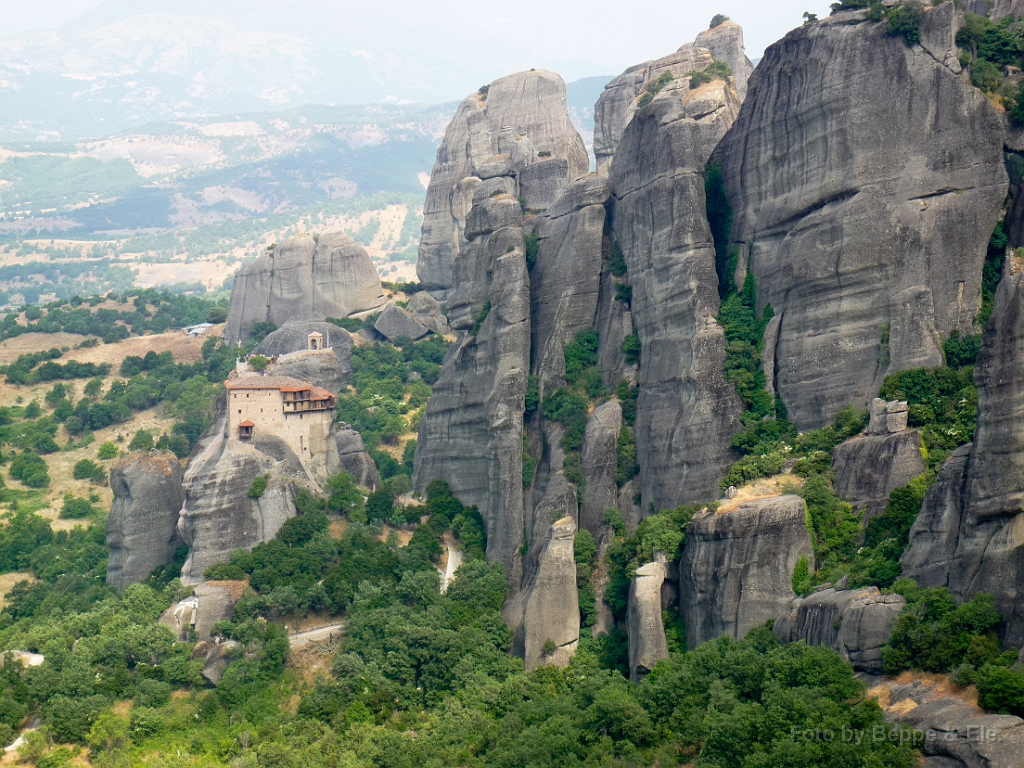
[226,375,310,390]
[238,420,255,427]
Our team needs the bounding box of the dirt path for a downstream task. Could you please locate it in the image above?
[440,532,463,592]
[288,623,344,650]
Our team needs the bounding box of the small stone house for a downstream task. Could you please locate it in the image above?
[225,374,337,471]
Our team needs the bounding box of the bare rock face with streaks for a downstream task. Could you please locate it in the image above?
[594,21,750,175]
[521,518,580,671]
[903,256,1024,646]
[412,195,530,599]
[609,96,743,512]
[716,5,1007,429]
[580,400,622,537]
[773,586,905,673]
[225,232,385,344]
[416,70,589,294]
[106,451,185,589]
[679,496,813,649]
[628,558,669,681]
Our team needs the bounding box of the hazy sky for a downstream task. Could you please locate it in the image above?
[1,0,836,63]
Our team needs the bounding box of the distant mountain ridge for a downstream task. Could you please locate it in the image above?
[0,0,612,141]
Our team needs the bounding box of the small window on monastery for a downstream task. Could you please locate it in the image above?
[246,393,250,398]
[238,409,242,414]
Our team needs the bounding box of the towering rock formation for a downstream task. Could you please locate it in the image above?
[412,194,531,598]
[520,518,580,671]
[594,21,751,175]
[580,400,622,536]
[627,558,669,681]
[903,254,1024,645]
[224,232,385,344]
[716,5,1007,429]
[679,496,813,649]
[106,451,185,589]
[609,96,743,512]
[416,70,589,294]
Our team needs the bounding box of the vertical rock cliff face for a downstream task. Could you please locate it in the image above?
[580,400,622,537]
[716,7,1008,429]
[224,232,385,344]
[106,451,185,589]
[521,518,580,671]
[627,559,669,681]
[905,256,1024,646]
[413,195,530,595]
[609,97,744,512]
[594,21,751,175]
[679,495,813,649]
[416,70,590,294]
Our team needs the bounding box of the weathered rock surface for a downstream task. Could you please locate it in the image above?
[773,586,905,673]
[266,349,349,400]
[193,639,243,684]
[882,678,1024,768]
[330,425,380,490]
[529,174,610,396]
[413,196,530,598]
[679,496,813,649]
[255,321,353,361]
[595,270,634,389]
[225,232,385,344]
[373,304,431,342]
[628,559,669,681]
[406,291,450,335]
[832,429,925,526]
[716,5,1007,429]
[416,70,589,293]
[609,96,743,512]
[106,451,185,589]
[904,256,1024,646]
[159,581,245,641]
[580,400,622,537]
[866,397,910,435]
[695,21,755,99]
[521,518,579,671]
[989,0,1024,22]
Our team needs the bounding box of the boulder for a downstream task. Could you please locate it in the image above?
[580,400,622,537]
[773,586,905,673]
[521,518,580,671]
[679,496,813,649]
[105,451,185,589]
[373,304,430,342]
[628,559,669,681]
[329,425,380,490]
[266,348,351,400]
[194,639,243,685]
[609,95,743,512]
[866,398,910,435]
[225,232,385,344]
[255,321,353,362]
[413,195,530,600]
[831,429,925,527]
[715,5,1007,429]
[416,70,589,293]
[406,291,450,335]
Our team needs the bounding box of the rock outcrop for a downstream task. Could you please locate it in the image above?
[580,400,622,537]
[416,70,589,294]
[832,404,925,526]
[406,291,450,335]
[594,21,750,175]
[627,558,669,681]
[374,304,431,342]
[773,586,905,673]
[903,255,1024,646]
[225,232,385,344]
[716,5,1007,429]
[609,95,744,512]
[255,321,353,361]
[679,496,813,649]
[106,451,185,589]
[413,195,530,596]
[159,581,245,642]
[521,518,580,671]
[881,678,1024,768]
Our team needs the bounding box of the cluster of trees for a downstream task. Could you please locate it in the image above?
[335,337,447,480]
